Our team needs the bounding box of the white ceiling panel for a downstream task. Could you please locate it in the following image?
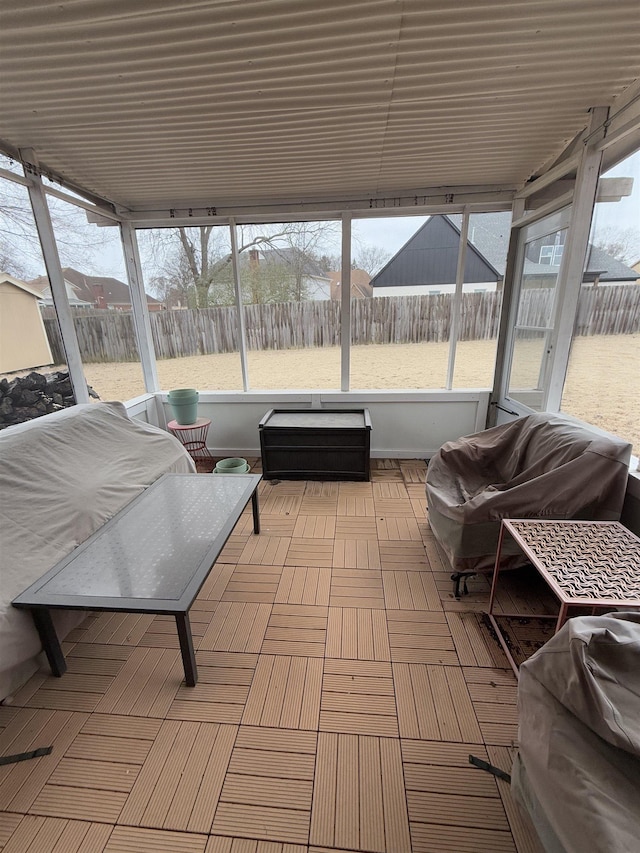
[0,0,638,211]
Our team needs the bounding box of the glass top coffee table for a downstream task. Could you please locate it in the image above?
[13,473,262,686]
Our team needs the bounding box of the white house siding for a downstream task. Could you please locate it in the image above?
[373,281,498,297]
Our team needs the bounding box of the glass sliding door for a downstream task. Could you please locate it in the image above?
[505,207,572,409]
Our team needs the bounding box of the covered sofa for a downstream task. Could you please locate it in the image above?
[425,412,631,588]
[0,401,195,701]
[513,612,640,853]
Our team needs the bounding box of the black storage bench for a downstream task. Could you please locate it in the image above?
[259,408,372,481]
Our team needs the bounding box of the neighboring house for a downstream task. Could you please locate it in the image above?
[328,268,372,300]
[246,248,333,301]
[371,213,639,296]
[0,273,53,373]
[28,268,163,311]
[631,258,640,280]
[371,215,502,296]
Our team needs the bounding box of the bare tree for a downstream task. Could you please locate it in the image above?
[591,225,640,264]
[352,242,391,276]
[141,221,340,307]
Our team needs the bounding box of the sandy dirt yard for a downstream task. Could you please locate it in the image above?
[77,333,639,456]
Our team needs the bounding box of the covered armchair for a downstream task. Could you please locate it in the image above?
[425,412,631,594]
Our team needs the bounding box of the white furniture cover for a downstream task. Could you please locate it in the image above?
[0,401,195,700]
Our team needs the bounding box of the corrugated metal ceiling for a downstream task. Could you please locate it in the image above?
[0,0,639,211]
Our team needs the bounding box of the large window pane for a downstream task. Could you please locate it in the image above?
[0,171,72,427]
[507,208,569,406]
[561,149,640,458]
[352,213,505,390]
[138,226,243,391]
[452,212,509,388]
[42,195,146,402]
[240,220,341,389]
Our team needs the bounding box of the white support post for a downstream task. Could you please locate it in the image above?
[446,208,470,389]
[229,218,250,391]
[544,107,607,412]
[20,148,90,404]
[340,213,352,392]
[489,197,526,425]
[120,220,160,393]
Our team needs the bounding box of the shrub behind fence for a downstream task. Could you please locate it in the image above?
[41,285,640,364]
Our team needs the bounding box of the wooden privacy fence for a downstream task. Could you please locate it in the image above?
[42,285,640,363]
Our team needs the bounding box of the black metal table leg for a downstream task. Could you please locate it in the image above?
[175,611,197,686]
[251,488,260,534]
[31,608,67,677]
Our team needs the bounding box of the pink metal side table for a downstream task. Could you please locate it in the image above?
[487,518,640,676]
[167,417,214,462]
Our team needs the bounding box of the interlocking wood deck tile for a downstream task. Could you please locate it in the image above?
[305,482,340,497]
[330,569,385,608]
[299,497,339,516]
[320,659,398,737]
[379,541,430,571]
[262,604,328,657]
[197,565,235,601]
[243,655,323,729]
[326,608,390,661]
[374,499,415,518]
[372,459,401,469]
[400,466,427,485]
[373,482,409,500]
[95,648,183,718]
[462,668,519,746]
[410,822,516,853]
[310,732,411,852]
[199,603,271,653]
[238,515,297,537]
[293,515,337,538]
[332,539,381,570]
[0,710,88,814]
[370,469,404,482]
[411,498,427,519]
[119,720,237,834]
[275,567,331,605]
[239,537,292,566]
[338,481,374,495]
[207,839,307,853]
[139,612,210,650]
[0,813,23,850]
[221,565,282,603]
[212,727,316,844]
[285,539,334,568]
[336,495,376,517]
[393,663,482,742]
[0,815,113,853]
[259,495,302,518]
[376,516,422,541]
[69,612,156,647]
[218,535,251,563]
[446,612,509,667]
[334,517,378,539]
[105,825,208,852]
[422,534,447,572]
[487,745,545,853]
[67,716,161,766]
[387,610,458,665]
[382,569,440,610]
[48,756,140,793]
[167,653,256,724]
[401,739,498,799]
[0,706,20,735]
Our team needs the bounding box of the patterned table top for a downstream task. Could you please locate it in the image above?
[504,519,640,605]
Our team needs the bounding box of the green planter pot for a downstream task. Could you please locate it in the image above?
[168,388,199,425]
[214,457,249,474]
